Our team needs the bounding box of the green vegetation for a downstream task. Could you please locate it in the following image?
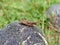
[0,0,60,45]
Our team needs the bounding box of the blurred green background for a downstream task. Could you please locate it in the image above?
[0,0,60,45]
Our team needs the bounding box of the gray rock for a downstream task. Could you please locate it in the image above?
[0,21,48,45]
[4,36,19,45]
[46,4,60,16]
[46,4,60,32]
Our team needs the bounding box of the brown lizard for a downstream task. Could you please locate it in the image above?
[20,20,37,27]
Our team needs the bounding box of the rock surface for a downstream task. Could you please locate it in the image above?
[0,21,48,45]
[46,4,60,32]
